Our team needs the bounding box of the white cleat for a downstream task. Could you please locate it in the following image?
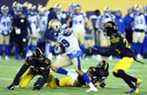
[86,87,98,93]
[137,54,143,60]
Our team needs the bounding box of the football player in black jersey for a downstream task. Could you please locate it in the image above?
[7,48,51,90]
[84,21,143,94]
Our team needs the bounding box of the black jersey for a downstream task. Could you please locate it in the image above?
[26,55,51,74]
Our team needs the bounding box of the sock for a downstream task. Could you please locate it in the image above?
[56,67,68,75]
[15,46,20,59]
[0,44,3,56]
[137,43,143,55]
[80,44,86,54]
[131,43,138,55]
[82,73,91,84]
[77,57,81,70]
[5,45,11,57]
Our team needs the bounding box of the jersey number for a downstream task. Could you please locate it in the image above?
[61,39,70,48]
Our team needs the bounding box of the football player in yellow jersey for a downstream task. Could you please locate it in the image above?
[7,48,51,90]
[85,21,142,94]
[48,60,109,90]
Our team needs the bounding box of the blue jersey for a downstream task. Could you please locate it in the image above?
[115,16,125,33]
[123,14,134,29]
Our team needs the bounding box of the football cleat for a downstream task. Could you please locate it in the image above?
[134,88,140,94]
[137,54,143,60]
[86,87,98,93]
[7,84,15,90]
[125,88,136,94]
[135,78,142,89]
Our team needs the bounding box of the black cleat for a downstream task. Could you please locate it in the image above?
[99,83,106,88]
[7,84,15,90]
[125,88,136,94]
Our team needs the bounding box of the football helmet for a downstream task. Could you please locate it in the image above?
[48,19,62,32]
[1,5,9,15]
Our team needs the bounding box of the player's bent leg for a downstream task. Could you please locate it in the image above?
[19,71,34,88]
[33,77,46,90]
[51,55,73,75]
[81,73,97,92]
[33,70,49,90]
[113,69,140,94]
[59,76,75,87]
[112,57,142,94]
[52,54,73,68]
[47,74,59,88]
[113,70,136,88]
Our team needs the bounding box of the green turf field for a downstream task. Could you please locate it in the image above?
[0,57,147,95]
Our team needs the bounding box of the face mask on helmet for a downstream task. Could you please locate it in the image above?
[31,5,37,12]
[33,48,43,57]
[1,5,9,15]
[61,24,72,36]
[104,21,117,36]
[88,67,96,75]
[49,20,61,32]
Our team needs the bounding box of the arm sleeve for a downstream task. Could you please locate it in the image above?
[92,46,113,57]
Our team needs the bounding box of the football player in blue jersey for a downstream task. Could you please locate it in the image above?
[0,5,12,61]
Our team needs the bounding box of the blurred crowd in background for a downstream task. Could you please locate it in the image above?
[0,1,147,62]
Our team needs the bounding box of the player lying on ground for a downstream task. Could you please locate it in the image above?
[7,48,51,90]
[47,60,109,89]
[85,21,143,94]
[88,60,109,88]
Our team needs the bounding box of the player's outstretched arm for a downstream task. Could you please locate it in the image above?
[84,46,113,57]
